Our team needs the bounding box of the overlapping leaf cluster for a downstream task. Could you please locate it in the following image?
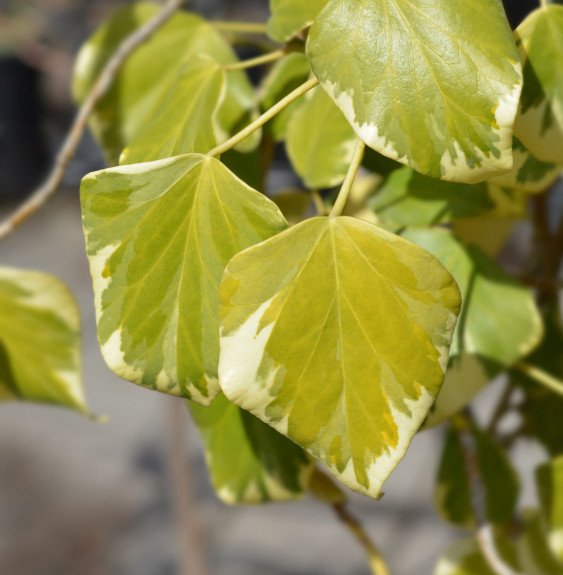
[4,0,563,571]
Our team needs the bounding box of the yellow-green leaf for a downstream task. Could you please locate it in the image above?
[514,5,563,164]
[0,267,87,413]
[306,0,522,183]
[73,3,253,164]
[537,456,563,562]
[120,55,225,164]
[81,154,287,404]
[190,393,312,504]
[268,0,328,42]
[219,216,461,497]
[286,86,357,189]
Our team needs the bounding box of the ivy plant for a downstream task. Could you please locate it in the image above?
[3,0,563,573]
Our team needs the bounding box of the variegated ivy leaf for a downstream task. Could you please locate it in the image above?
[307,0,522,183]
[189,393,312,504]
[219,216,461,498]
[537,456,563,562]
[73,3,254,164]
[81,154,287,404]
[435,425,519,527]
[260,52,311,142]
[371,167,494,228]
[435,514,563,575]
[491,138,561,193]
[120,55,224,164]
[0,267,87,413]
[514,5,563,164]
[267,0,328,42]
[286,86,357,189]
[404,228,543,366]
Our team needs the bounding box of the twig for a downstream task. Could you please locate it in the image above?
[310,468,390,575]
[207,77,319,157]
[486,381,514,435]
[223,49,285,72]
[166,398,210,575]
[330,140,366,217]
[454,413,523,575]
[515,362,563,396]
[0,0,186,241]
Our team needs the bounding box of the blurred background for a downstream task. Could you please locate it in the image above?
[0,1,550,574]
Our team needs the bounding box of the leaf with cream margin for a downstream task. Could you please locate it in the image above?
[73,3,254,164]
[189,393,312,504]
[490,138,561,193]
[219,216,461,498]
[435,425,519,527]
[260,52,311,141]
[514,5,563,164]
[435,513,563,575]
[537,456,563,562]
[404,228,543,366]
[286,86,357,189]
[0,267,87,413]
[371,167,494,228]
[81,154,287,404]
[268,0,328,42]
[307,0,522,183]
[120,55,224,164]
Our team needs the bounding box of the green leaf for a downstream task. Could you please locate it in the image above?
[514,5,563,164]
[260,52,311,142]
[371,167,494,228]
[268,0,328,42]
[537,456,563,562]
[0,267,87,412]
[120,55,225,164]
[491,138,561,193]
[435,425,519,527]
[287,87,357,189]
[81,154,287,404]
[219,216,461,497]
[518,510,563,575]
[73,3,254,164]
[271,189,312,225]
[190,393,311,504]
[404,229,543,366]
[306,0,522,183]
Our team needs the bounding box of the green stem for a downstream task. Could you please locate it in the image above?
[311,190,327,216]
[207,77,319,158]
[330,140,366,218]
[212,21,269,35]
[516,362,563,396]
[224,49,285,72]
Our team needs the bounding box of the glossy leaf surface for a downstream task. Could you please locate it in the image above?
[73,3,253,163]
[219,216,461,497]
[515,5,563,164]
[190,393,311,504]
[307,0,522,183]
[81,154,287,404]
[121,55,224,164]
[0,267,87,412]
[286,87,357,189]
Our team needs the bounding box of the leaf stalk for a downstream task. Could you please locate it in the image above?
[223,49,286,72]
[329,140,366,218]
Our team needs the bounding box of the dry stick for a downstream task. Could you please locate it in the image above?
[455,413,523,575]
[167,398,210,575]
[0,0,186,241]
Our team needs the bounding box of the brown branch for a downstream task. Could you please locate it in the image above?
[166,398,210,575]
[0,0,186,241]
